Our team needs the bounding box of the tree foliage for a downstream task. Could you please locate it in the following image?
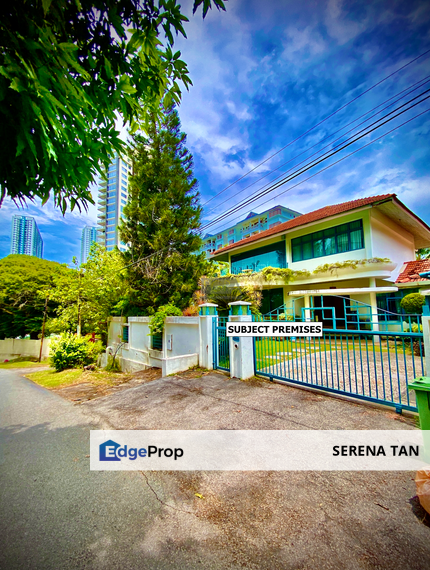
[416,248,430,260]
[120,103,208,312]
[0,254,68,339]
[0,0,226,212]
[49,244,129,342]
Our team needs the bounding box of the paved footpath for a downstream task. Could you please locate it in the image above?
[0,369,205,570]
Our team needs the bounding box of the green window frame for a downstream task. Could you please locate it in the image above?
[291,219,364,262]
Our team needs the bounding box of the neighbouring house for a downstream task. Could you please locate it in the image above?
[210,194,430,328]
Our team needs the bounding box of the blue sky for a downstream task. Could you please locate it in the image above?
[1,0,430,262]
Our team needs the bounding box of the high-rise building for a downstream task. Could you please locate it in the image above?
[201,205,302,258]
[80,226,98,264]
[97,154,132,251]
[10,215,43,258]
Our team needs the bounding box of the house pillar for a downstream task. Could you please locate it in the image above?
[303,294,312,322]
[369,277,380,331]
[199,303,218,370]
[228,301,254,380]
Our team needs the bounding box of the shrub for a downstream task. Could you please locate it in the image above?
[50,333,104,372]
[402,321,423,334]
[149,304,183,335]
[400,293,426,314]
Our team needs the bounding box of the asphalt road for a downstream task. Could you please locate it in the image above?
[2,369,430,570]
[0,369,206,570]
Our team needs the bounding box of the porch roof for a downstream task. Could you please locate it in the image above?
[395,259,430,283]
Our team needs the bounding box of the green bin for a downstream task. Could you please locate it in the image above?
[408,377,430,463]
[408,377,430,431]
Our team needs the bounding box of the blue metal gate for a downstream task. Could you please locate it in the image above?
[213,316,230,372]
[254,296,424,412]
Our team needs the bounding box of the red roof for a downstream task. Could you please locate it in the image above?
[396,260,430,283]
[213,194,395,255]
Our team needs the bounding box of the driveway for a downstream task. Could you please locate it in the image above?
[2,367,429,569]
[79,370,430,570]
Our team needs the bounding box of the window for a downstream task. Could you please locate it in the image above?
[291,219,364,262]
[269,221,281,229]
[229,239,234,245]
[231,241,286,274]
[121,185,127,192]
[152,333,163,350]
[217,234,222,239]
[269,208,281,218]
[228,229,234,235]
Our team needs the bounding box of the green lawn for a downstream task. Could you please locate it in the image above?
[26,367,127,390]
[0,359,49,369]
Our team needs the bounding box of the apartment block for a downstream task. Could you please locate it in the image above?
[97,154,132,251]
[80,226,98,264]
[10,215,43,258]
[202,205,301,259]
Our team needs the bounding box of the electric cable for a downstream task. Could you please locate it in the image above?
[200,88,430,233]
[200,48,430,208]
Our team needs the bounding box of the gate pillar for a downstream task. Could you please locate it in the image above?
[199,303,218,370]
[228,301,254,380]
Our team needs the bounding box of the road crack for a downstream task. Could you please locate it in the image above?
[140,471,199,517]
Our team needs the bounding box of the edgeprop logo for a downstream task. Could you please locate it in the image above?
[99,439,184,461]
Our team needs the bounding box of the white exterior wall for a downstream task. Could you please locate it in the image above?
[369,209,415,281]
[106,316,199,375]
[0,338,51,360]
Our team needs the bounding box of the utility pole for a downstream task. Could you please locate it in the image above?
[38,295,49,362]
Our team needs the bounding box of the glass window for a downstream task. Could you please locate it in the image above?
[231,241,286,274]
[323,228,336,256]
[291,219,364,262]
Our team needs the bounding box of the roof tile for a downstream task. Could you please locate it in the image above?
[395,259,430,283]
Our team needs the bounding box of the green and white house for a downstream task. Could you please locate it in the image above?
[210,194,430,328]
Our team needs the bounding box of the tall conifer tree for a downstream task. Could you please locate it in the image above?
[120,104,206,312]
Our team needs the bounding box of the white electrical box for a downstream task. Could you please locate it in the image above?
[167,334,173,351]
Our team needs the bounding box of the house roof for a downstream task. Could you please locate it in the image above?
[212,194,397,257]
[396,260,430,283]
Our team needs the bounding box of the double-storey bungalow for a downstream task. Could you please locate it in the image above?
[210,194,430,328]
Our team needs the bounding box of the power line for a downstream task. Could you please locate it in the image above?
[200,88,430,233]
[203,100,430,235]
[202,75,430,220]
[200,48,430,209]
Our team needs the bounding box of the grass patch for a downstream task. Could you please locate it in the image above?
[0,359,49,369]
[26,367,128,390]
[26,368,83,388]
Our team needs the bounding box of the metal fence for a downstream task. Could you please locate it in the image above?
[254,298,424,412]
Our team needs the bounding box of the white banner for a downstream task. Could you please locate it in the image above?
[226,322,323,337]
[90,430,429,471]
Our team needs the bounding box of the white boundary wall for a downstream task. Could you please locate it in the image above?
[0,338,51,361]
[105,316,199,376]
